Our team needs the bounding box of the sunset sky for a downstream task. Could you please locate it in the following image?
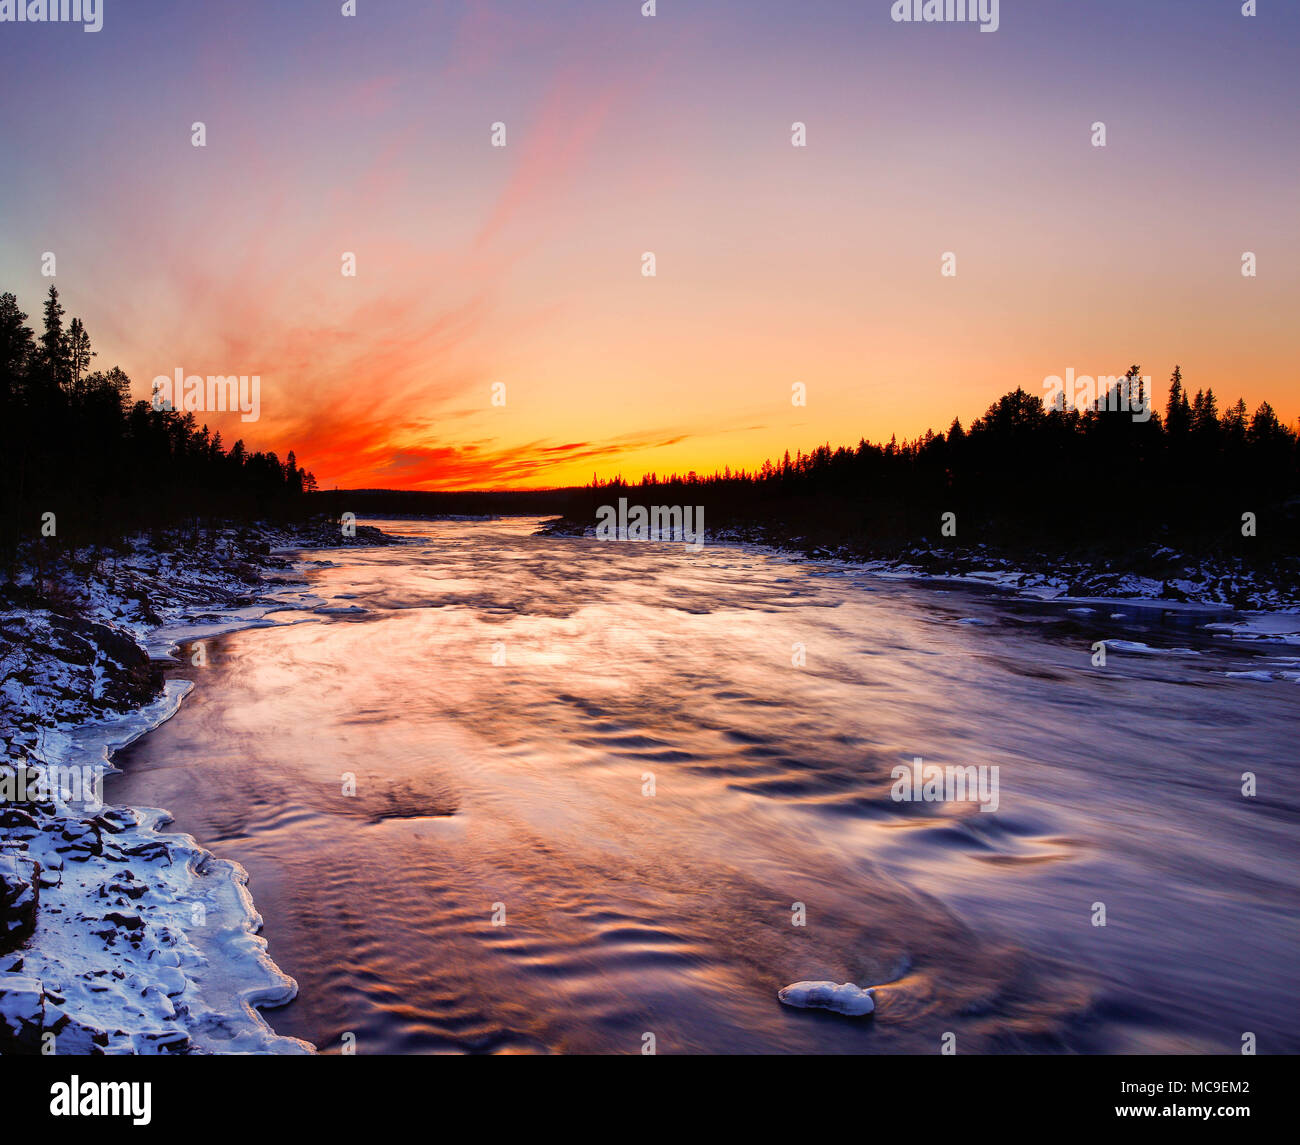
[1,0,1296,490]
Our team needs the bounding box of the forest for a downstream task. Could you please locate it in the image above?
[0,285,315,568]
[3,280,1297,567]
[568,366,1300,556]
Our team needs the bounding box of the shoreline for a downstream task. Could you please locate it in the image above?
[536,516,1300,677]
[541,515,1300,616]
[0,519,398,1054]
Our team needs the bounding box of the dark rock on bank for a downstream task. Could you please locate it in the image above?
[0,853,40,956]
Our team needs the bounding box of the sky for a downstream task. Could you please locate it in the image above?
[1,0,1297,490]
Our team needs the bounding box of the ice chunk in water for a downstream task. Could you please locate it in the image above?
[777,980,875,1016]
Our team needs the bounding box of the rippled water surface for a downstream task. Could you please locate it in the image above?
[109,519,1300,1054]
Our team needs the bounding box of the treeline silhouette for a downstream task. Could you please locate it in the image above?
[572,367,1300,555]
[4,283,1297,568]
[0,285,316,567]
[313,488,586,517]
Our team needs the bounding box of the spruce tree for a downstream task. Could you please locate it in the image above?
[39,285,67,389]
[1165,366,1190,435]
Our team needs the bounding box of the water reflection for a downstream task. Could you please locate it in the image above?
[109,519,1300,1053]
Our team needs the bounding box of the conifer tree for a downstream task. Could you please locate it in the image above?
[39,285,67,389]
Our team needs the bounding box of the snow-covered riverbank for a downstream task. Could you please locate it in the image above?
[547,516,1300,614]
[0,520,396,1054]
[542,518,1300,681]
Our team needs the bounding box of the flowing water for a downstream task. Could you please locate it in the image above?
[108,519,1300,1054]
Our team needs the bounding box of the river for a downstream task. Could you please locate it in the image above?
[106,518,1300,1054]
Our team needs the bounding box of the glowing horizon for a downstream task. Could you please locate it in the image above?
[2,1,1297,491]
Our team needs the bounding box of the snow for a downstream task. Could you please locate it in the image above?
[1,520,395,1054]
[1205,612,1300,645]
[681,524,1300,612]
[777,980,876,1016]
[1103,640,1200,656]
[0,976,45,1035]
[3,684,312,1053]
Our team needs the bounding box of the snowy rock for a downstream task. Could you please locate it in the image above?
[42,1003,111,1054]
[0,853,40,954]
[777,980,876,1016]
[0,975,46,1052]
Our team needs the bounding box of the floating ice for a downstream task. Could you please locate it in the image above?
[777,980,875,1016]
[1206,612,1300,644]
[1105,639,1200,656]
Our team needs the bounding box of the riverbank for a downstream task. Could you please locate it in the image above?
[543,515,1300,612]
[0,519,397,1054]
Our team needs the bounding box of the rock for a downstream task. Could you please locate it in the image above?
[0,806,39,832]
[46,614,160,709]
[0,611,161,726]
[0,975,46,1052]
[777,980,876,1017]
[100,877,146,900]
[103,911,144,931]
[96,808,138,833]
[0,854,40,955]
[43,1003,110,1054]
[121,840,169,862]
[152,965,187,997]
[134,1028,189,1054]
[59,821,103,850]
